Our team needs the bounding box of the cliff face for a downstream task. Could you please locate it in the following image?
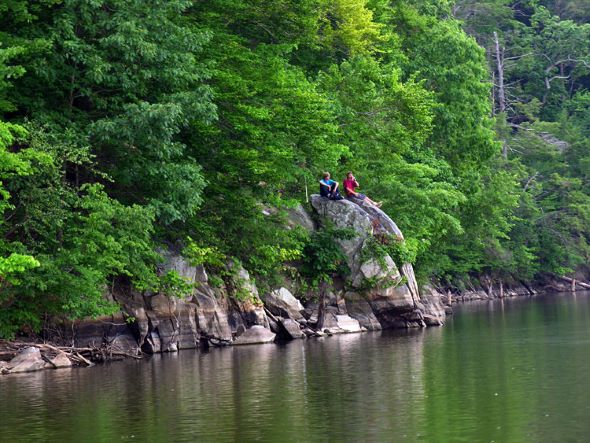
[56,197,445,356]
[70,261,276,354]
[309,195,445,329]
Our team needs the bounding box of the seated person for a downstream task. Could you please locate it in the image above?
[319,172,343,200]
[343,172,382,207]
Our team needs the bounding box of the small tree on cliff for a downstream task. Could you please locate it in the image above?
[301,226,354,330]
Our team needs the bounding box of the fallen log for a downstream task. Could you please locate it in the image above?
[4,341,142,365]
[559,276,590,290]
[73,352,94,367]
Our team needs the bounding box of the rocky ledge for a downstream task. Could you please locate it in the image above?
[1,196,446,374]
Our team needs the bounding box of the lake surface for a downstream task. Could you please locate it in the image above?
[2,292,590,442]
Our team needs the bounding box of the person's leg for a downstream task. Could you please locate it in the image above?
[365,196,382,207]
[355,193,381,207]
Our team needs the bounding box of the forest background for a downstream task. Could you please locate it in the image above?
[1,0,590,337]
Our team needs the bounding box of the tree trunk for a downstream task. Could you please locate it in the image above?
[494,32,506,115]
[493,32,508,160]
[560,276,590,290]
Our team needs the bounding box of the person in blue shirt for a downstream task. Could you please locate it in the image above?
[319,172,343,200]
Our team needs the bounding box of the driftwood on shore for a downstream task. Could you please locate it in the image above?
[0,340,142,374]
[5,341,141,361]
[558,276,590,291]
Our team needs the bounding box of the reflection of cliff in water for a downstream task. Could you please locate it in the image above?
[6,294,590,443]
[0,330,439,442]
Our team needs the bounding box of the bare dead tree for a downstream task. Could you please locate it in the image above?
[494,32,506,115]
[541,55,590,103]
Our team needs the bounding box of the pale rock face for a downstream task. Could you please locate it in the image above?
[264,287,305,321]
[8,347,46,373]
[420,286,447,326]
[286,204,316,232]
[358,256,399,281]
[335,315,362,333]
[310,195,413,302]
[158,248,198,285]
[274,287,304,311]
[50,351,73,369]
[310,194,445,328]
[193,285,233,342]
[97,253,273,353]
[233,325,276,345]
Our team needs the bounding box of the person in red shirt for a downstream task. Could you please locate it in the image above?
[343,172,382,207]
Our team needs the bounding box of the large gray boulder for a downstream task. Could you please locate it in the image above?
[332,315,363,333]
[8,347,46,373]
[233,325,276,345]
[286,204,316,232]
[49,350,73,369]
[279,318,306,339]
[344,295,382,331]
[264,287,305,321]
[310,197,373,284]
[420,286,446,326]
[310,195,444,328]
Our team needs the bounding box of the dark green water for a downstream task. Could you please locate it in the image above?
[2,292,590,443]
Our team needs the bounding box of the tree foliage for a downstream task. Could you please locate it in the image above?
[1,0,590,336]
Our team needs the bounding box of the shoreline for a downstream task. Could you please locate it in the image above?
[3,280,588,376]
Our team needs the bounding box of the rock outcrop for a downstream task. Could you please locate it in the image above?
[264,288,305,322]
[31,198,444,366]
[310,195,445,328]
[56,255,274,355]
[233,325,276,345]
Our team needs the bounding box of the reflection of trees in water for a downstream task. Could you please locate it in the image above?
[0,333,433,441]
[6,297,590,443]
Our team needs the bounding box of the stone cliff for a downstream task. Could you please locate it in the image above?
[46,197,445,358]
[309,195,445,329]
